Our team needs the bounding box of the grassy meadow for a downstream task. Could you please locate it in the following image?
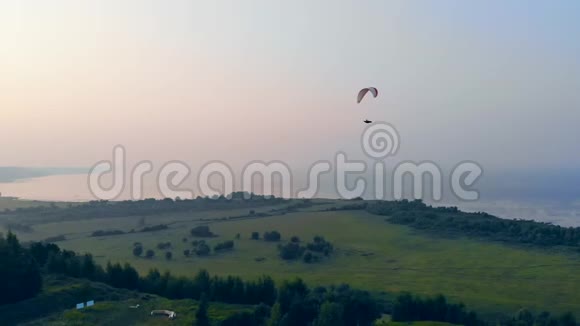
[9,201,580,318]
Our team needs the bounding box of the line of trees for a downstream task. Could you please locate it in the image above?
[140,224,168,233]
[391,293,577,326]
[0,193,286,223]
[368,200,580,250]
[392,293,483,325]
[91,229,125,237]
[505,308,577,326]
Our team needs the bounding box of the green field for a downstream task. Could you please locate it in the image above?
[10,202,580,318]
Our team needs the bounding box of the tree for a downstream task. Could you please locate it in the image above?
[254,303,271,322]
[0,232,43,305]
[391,293,479,326]
[290,236,300,243]
[80,254,98,280]
[145,249,155,259]
[515,308,534,326]
[220,312,257,326]
[133,246,143,257]
[165,251,173,260]
[214,240,234,252]
[183,249,191,257]
[303,252,313,263]
[267,302,283,326]
[195,243,211,256]
[251,232,260,240]
[195,293,210,326]
[559,312,577,326]
[264,231,281,242]
[191,226,215,238]
[122,263,140,290]
[312,302,344,326]
[278,243,305,261]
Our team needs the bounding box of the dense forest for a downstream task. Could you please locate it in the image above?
[0,232,43,305]
[367,200,580,250]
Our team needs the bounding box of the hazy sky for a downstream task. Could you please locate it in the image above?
[1,1,579,174]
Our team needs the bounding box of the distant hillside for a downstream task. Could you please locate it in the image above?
[0,167,88,183]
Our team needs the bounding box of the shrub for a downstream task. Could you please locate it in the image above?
[306,236,333,255]
[145,249,155,259]
[278,242,305,260]
[132,246,143,257]
[195,243,211,256]
[263,231,281,242]
[157,242,172,250]
[190,226,216,238]
[214,240,234,252]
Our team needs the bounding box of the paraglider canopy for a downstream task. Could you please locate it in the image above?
[357,87,378,104]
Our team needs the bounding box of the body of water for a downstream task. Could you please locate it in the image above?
[1,174,579,227]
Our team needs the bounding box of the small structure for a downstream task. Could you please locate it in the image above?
[151,310,177,320]
[86,300,95,307]
[76,303,85,310]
